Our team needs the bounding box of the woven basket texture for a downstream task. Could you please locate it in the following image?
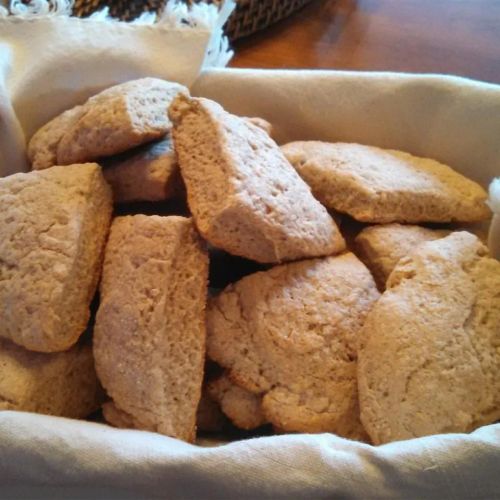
[72,0,315,40]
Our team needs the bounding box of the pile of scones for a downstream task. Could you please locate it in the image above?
[0,77,499,445]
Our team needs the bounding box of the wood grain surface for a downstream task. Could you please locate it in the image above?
[230,0,500,84]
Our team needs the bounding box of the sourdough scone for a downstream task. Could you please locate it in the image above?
[169,95,345,263]
[358,232,500,445]
[208,373,266,430]
[355,224,451,289]
[0,338,101,418]
[102,137,183,203]
[29,78,188,168]
[94,215,208,442]
[207,254,379,439]
[0,164,112,352]
[282,142,491,223]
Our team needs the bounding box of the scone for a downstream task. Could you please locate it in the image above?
[102,137,183,203]
[282,142,491,223]
[104,388,228,434]
[207,254,379,439]
[244,117,273,137]
[355,224,451,289]
[358,232,500,445]
[0,338,101,418]
[0,164,112,352]
[27,105,86,170]
[29,78,188,168]
[94,215,209,442]
[169,95,345,263]
[208,373,266,430]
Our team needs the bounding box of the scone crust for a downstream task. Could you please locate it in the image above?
[0,163,112,352]
[169,95,345,263]
[282,141,491,223]
[207,253,379,439]
[358,231,500,444]
[94,215,208,442]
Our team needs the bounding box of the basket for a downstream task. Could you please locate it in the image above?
[72,0,315,40]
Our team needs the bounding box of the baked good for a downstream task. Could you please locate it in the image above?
[358,231,500,445]
[169,94,345,263]
[29,78,188,168]
[102,137,183,203]
[94,215,209,442]
[281,141,491,223]
[244,117,273,137]
[207,253,379,439]
[0,338,101,418]
[28,106,86,170]
[355,223,451,289]
[0,164,112,352]
[208,373,266,430]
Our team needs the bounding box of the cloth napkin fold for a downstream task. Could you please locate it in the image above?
[1,411,499,499]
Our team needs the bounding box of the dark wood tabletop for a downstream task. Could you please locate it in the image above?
[230,0,500,84]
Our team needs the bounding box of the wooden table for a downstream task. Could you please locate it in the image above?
[230,0,500,84]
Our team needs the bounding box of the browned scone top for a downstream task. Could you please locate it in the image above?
[208,373,266,430]
[358,232,500,445]
[94,215,209,443]
[355,223,451,289]
[282,142,491,224]
[29,78,188,169]
[0,338,101,418]
[0,164,112,352]
[207,253,379,440]
[169,94,345,264]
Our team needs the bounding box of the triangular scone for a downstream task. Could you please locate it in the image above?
[169,95,345,264]
[207,253,379,440]
[94,215,208,443]
[358,232,500,445]
[355,224,451,289]
[0,338,101,418]
[102,137,183,203]
[208,373,266,431]
[282,142,491,223]
[0,164,112,352]
[29,78,188,169]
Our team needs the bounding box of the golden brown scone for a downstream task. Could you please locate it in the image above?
[169,95,345,264]
[28,105,86,170]
[207,254,379,439]
[0,338,101,418]
[358,232,500,445]
[282,142,491,223]
[355,224,451,289]
[0,164,112,352]
[94,215,208,443]
[29,78,188,169]
[208,373,266,430]
[102,137,183,203]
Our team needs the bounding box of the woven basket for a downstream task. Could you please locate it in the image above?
[72,0,315,40]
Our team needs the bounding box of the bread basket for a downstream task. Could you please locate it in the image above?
[72,0,315,40]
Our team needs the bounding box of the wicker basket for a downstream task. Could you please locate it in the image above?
[72,0,315,40]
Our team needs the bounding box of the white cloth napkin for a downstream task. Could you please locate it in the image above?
[1,411,499,499]
[1,9,500,498]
